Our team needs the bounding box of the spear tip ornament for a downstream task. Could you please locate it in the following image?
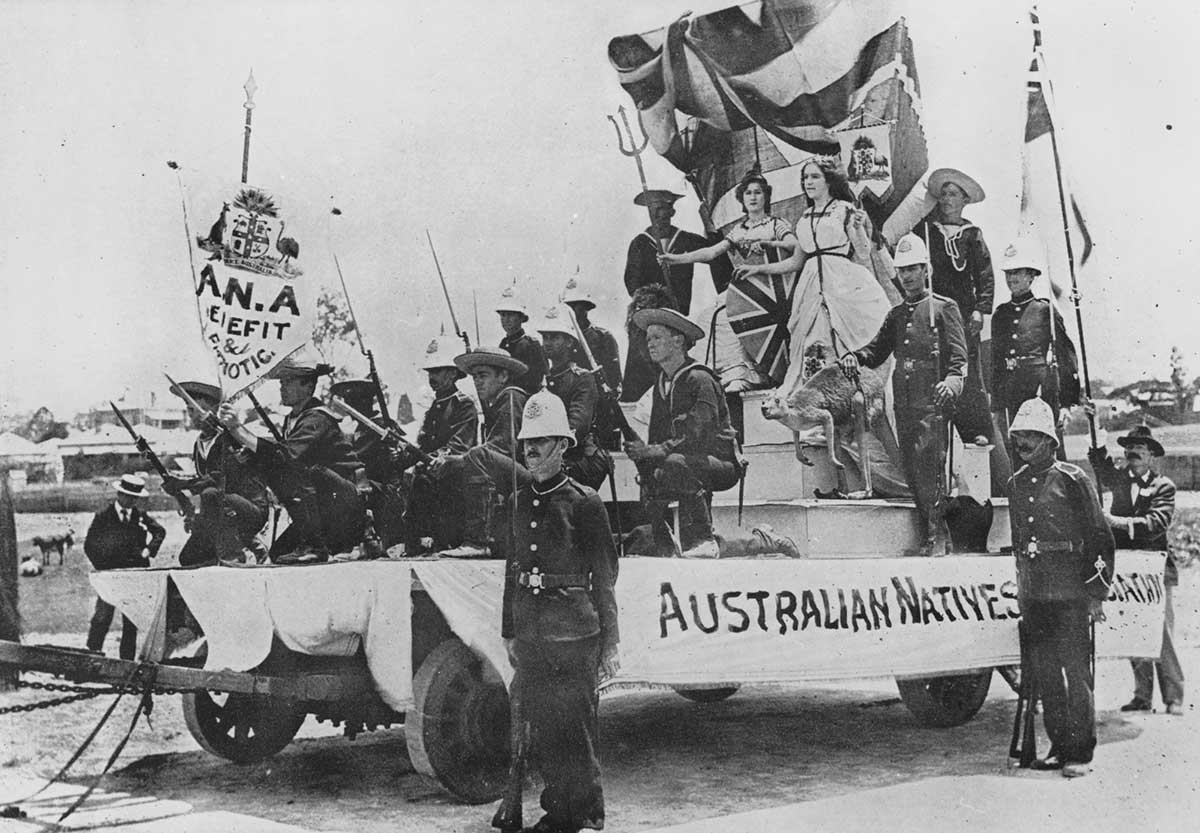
[243,69,257,110]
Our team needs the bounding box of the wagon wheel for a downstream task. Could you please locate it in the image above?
[405,637,511,804]
[672,685,741,703]
[895,668,993,728]
[182,690,306,763]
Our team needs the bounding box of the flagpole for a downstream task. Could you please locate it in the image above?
[241,70,256,185]
[1033,18,1097,446]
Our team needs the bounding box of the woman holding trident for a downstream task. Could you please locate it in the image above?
[734,157,891,392]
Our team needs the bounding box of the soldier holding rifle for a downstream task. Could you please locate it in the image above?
[1007,396,1114,778]
[840,234,966,556]
[494,390,619,833]
[163,379,269,566]
[216,349,365,564]
[563,279,623,450]
[496,286,547,396]
[329,378,406,549]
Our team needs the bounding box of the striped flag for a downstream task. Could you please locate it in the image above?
[607,0,928,240]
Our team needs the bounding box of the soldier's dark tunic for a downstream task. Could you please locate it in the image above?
[915,216,995,441]
[570,323,624,450]
[991,291,1080,424]
[460,386,531,550]
[175,432,269,566]
[405,389,479,550]
[501,473,619,831]
[499,328,547,396]
[853,293,968,542]
[344,422,407,549]
[252,397,365,556]
[1009,459,1114,766]
[621,228,732,402]
[545,362,612,490]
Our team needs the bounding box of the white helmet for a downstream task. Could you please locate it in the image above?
[1008,396,1058,443]
[562,276,595,309]
[420,336,465,376]
[892,233,930,269]
[495,283,528,317]
[999,238,1046,275]
[534,304,577,340]
[517,390,575,446]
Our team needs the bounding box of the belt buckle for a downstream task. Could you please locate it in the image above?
[902,359,916,372]
[1026,541,1038,556]
[1005,358,1018,370]
[526,567,543,594]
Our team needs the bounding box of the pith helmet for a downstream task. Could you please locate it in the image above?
[892,233,930,269]
[999,238,1046,275]
[1008,397,1058,443]
[517,390,575,446]
[562,276,595,309]
[534,304,577,340]
[495,284,528,318]
[420,337,466,378]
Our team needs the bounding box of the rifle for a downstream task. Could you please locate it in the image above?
[1009,618,1039,767]
[328,397,432,467]
[923,227,949,556]
[491,675,528,832]
[427,230,471,352]
[566,305,641,446]
[110,402,194,521]
[332,251,397,430]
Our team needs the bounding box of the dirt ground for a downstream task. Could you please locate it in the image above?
[3,510,1199,832]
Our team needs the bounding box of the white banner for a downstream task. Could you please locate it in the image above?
[415,552,1166,687]
[181,176,321,396]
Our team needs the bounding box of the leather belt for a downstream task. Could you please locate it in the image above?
[517,568,590,594]
[901,358,936,372]
[1023,540,1080,556]
[1004,355,1046,371]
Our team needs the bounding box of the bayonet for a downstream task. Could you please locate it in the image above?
[426,229,470,351]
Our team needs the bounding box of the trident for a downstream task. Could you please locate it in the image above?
[608,104,673,285]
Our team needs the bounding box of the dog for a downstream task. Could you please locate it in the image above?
[761,344,898,496]
[31,529,75,566]
[942,495,994,553]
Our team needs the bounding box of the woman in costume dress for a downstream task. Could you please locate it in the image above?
[735,157,891,392]
[659,171,797,386]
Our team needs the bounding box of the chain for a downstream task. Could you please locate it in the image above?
[0,676,225,716]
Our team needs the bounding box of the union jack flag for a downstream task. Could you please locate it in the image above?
[725,272,795,385]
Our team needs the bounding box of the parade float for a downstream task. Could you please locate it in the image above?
[0,0,1169,808]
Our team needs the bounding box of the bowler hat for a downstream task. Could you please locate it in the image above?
[1118,425,1164,457]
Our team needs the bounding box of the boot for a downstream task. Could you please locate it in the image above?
[442,476,491,558]
[644,499,680,558]
[678,490,715,552]
[751,525,801,559]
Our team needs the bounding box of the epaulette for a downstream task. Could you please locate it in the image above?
[1054,460,1087,481]
[931,292,956,306]
[563,476,597,498]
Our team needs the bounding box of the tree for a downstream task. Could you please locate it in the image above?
[1170,346,1188,413]
[311,287,358,383]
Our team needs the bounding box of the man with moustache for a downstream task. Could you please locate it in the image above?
[1088,425,1183,715]
[499,390,619,833]
[1008,396,1114,778]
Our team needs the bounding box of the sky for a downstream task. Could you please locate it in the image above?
[1,0,1198,420]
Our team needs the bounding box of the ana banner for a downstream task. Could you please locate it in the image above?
[181,176,321,396]
[414,552,1166,687]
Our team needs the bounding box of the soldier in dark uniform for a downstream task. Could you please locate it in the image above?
[163,381,269,566]
[442,347,531,558]
[841,234,967,555]
[329,378,405,549]
[217,350,365,564]
[564,278,623,450]
[84,475,166,658]
[1008,396,1114,778]
[991,238,1080,458]
[913,168,996,447]
[624,307,740,558]
[621,188,732,403]
[500,390,619,833]
[535,304,612,490]
[496,286,547,396]
[402,337,480,554]
[1088,425,1183,715]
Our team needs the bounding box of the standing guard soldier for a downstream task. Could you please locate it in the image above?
[164,381,269,566]
[564,278,623,450]
[1008,396,1114,778]
[217,350,365,564]
[624,308,740,558]
[402,337,480,554]
[500,389,619,833]
[535,305,612,490]
[329,378,405,548]
[1088,425,1183,715]
[442,347,531,558]
[991,238,1080,455]
[497,286,547,396]
[841,234,967,555]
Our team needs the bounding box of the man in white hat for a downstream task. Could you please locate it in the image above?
[1007,396,1114,778]
[536,304,612,489]
[442,347,531,557]
[841,233,968,555]
[913,167,997,452]
[624,307,740,557]
[218,347,366,563]
[401,337,480,554]
[163,380,269,566]
[501,389,619,833]
[564,277,623,408]
[83,474,165,658]
[496,285,547,396]
[991,237,1080,457]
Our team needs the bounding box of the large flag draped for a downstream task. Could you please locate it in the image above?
[180,176,321,398]
[1019,6,1093,344]
[607,0,929,240]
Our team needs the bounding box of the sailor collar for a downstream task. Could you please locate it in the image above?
[657,358,698,397]
[531,473,569,496]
